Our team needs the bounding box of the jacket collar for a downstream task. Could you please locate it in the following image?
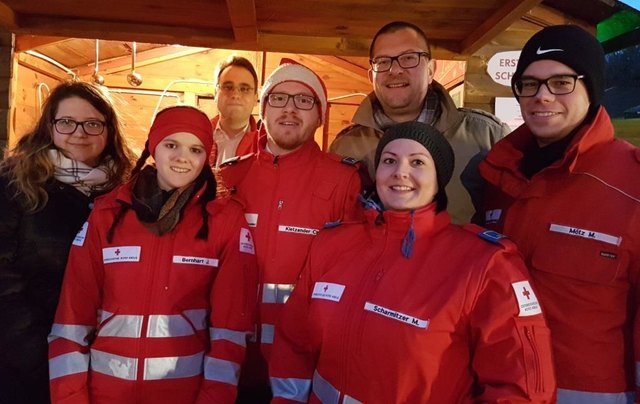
[364,203,450,239]
[480,106,614,195]
[351,80,463,136]
[211,114,258,133]
[256,126,321,168]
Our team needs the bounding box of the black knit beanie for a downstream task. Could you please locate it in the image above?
[512,25,605,107]
[375,121,455,211]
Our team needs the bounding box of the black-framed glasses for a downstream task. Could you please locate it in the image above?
[267,93,317,110]
[53,118,106,136]
[217,83,255,95]
[369,51,430,73]
[513,74,585,97]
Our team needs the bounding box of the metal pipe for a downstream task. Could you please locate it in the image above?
[151,79,216,124]
[24,50,76,78]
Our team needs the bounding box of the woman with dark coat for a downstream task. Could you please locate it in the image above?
[0,80,135,404]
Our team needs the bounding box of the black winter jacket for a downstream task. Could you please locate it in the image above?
[0,175,94,404]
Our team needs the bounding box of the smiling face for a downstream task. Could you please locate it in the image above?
[52,96,107,167]
[153,132,207,191]
[369,28,434,122]
[375,138,438,211]
[263,81,321,156]
[519,60,591,147]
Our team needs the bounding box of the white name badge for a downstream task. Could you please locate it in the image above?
[312,282,346,302]
[244,213,258,228]
[364,302,429,329]
[103,246,141,264]
[172,256,218,267]
[72,221,89,246]
[549,223,621,246]
[278,225,319,236]
[239,228,255,255]
[511,280,542,317]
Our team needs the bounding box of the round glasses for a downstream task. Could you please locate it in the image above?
[217,83,255,95]
[267,93,316,110]
[369,51,430,73]
[513,74,584,97]
[53,118,106,136]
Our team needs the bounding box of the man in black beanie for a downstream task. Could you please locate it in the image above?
[480,25,640,403]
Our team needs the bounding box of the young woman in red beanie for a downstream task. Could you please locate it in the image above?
[270,121,556,403]
[48,105,258,404]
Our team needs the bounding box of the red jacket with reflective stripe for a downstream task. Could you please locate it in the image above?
[48,180,257,404]
[479,107,640,397]
[220,133,361,389]
[270,205,556,403]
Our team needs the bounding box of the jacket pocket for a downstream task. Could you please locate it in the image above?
[530,223,627,284]
[515,319,555,397]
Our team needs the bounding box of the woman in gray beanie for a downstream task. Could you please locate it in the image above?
[269,121,555,403]
[480,24,640,403]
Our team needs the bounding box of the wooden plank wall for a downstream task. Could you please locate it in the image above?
[0,32,13,153]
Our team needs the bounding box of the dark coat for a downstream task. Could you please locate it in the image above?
[0,175,94,404]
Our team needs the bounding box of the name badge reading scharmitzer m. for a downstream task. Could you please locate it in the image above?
[364,302,429,329]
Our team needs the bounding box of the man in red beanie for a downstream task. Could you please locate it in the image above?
[480,25,640,403]
[218,59,361,403]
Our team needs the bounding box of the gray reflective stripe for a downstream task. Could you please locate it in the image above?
[48,323,94,345]
[312,370,339,404]
[99,314,143,338]
[343,395,363,404]
[557,389,634,404]
[262,283,295,304]
[261,323,274,344]
[210,327,248,347]
[270,376,311,402]
[636,361,640,387]
[49,352,90,379]
[90,349,138,380]
[144,351,204,380]
[147,314,196,337]
[183,309,208,330]
[203,357,240,385]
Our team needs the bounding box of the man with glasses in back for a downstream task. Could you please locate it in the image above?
[218,59,361,403]
[212,56,260,167]
[480,25,640,403]
[330,21,509,224]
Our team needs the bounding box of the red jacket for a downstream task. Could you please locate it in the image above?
[210,115,260,166]
[48,181,258,404]
[270,205,555,403]
[479,107,640,401]
[220,133,361,389]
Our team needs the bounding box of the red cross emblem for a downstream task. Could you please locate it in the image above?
[244,232,251,242]
[323,285,329,293]
[114,249,121,255]
[521,286,531,300]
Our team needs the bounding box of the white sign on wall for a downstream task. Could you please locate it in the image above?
[487,51,521,86]
[495,97,524,132]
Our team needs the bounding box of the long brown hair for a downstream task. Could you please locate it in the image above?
[0,80,136,211]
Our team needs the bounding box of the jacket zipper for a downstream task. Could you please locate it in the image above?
[524,326,542,393]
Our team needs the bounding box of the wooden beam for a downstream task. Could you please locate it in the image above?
[14,15,237,49]
[75,46,210,76]
[460,0,543,55]
[308,55,369,83]
[225,0,258,43]
[0,1,17,30]
[15,35,68,52]
[16,52,70,81]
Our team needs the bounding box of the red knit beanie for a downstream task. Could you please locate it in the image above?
[148,105,213,156]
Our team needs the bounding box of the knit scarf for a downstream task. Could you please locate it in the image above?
[49,149,112,196]
[131,166,198,236]
[373,87,440,130]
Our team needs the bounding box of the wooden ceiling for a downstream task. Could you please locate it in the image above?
[1,0,624,78]
[1,0,623,58]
